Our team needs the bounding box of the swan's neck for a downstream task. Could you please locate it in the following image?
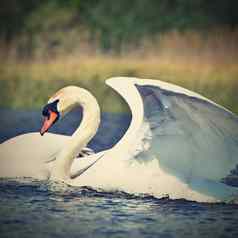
[51,89,100,181]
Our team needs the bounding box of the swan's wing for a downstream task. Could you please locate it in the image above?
[106,77,238,200]
[46,147,95,163]
[70,151,106,179]
[76,147,95,158]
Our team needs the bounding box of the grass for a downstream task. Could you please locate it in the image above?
[0,29,238,114]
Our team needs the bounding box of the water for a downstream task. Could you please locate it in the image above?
[1,179,238,238]
[1,109,238,238]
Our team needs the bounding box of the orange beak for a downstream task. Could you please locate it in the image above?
[40,110,58,136]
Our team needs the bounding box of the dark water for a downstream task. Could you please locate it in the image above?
[1,109,238,238]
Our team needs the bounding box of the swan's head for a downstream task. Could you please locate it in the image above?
[40,86,99,136]
[40,87,77,135]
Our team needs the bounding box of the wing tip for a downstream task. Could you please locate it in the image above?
[106,77,235,115]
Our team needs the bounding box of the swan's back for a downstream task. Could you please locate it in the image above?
[0,132,69,178]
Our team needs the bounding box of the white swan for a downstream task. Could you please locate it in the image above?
[0,86,103,179]
[1,77,238,203]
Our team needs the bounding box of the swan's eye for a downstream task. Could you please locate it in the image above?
[42,108,50,118]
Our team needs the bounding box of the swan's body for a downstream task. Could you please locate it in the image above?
[0,86,101,179]
[1,77,238,203]
[0,132,97,179]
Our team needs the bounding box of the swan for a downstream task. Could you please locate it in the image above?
[1,77,238,203]
[0,86,103,179]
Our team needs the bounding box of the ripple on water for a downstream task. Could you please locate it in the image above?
[1,178,238,238]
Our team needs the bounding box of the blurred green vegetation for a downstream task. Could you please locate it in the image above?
[1,1,238,53]
[0,77,128,113]
[0,45,238,113]
[0,1,237,114]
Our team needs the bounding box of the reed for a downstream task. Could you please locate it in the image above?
[1,29,238,114]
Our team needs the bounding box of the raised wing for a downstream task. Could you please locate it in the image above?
[106,77,238,201]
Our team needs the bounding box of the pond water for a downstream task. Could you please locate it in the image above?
[0,109,238,238]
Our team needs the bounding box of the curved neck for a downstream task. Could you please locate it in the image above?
[51,88,100,181]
